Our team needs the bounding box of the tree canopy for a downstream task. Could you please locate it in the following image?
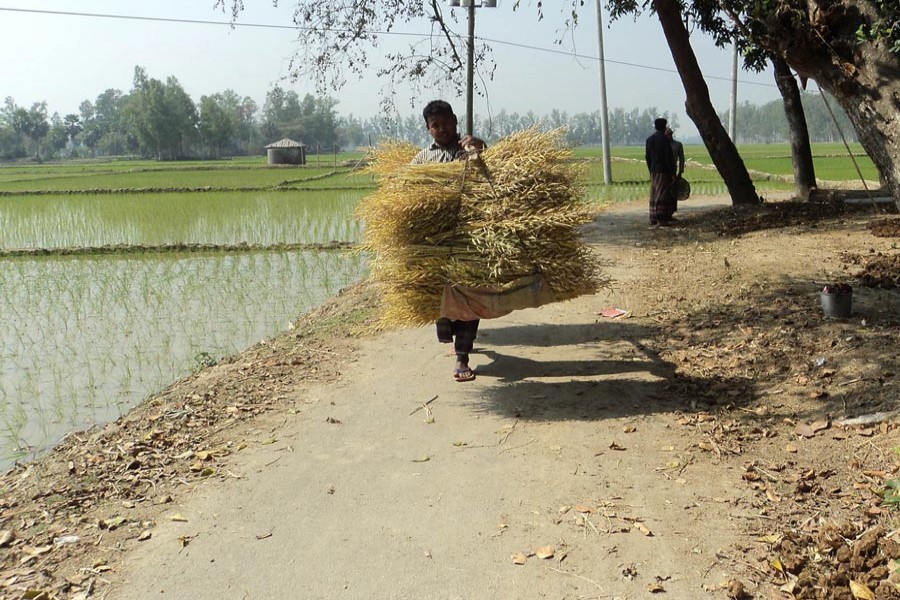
[605,0,900,204]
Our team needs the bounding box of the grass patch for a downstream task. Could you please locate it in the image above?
[574,142,880,183]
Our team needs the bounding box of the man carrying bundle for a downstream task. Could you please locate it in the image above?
[412,100,486,382]
[645,117,677,226]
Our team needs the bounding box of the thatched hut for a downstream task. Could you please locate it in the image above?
[265,138,307,165]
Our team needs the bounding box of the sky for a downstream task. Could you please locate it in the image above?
[0,1,788,140]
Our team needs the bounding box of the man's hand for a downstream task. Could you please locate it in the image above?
[460,135,486,151]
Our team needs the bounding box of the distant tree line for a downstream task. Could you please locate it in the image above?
[0,66,856,162]
[721,92,857,145]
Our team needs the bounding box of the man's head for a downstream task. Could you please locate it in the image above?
[665,126,674,139]
[422,100,458,147]
[654,117,668,132]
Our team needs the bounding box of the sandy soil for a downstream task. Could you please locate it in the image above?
[1,194,898,600]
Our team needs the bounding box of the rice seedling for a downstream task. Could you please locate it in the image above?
[0,190,365,250]
[0,249,367,471]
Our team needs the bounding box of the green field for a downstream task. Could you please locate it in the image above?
[0,158,371,469]
[576,142,879,185]
[0,190,364,249]
[0,144,879,470]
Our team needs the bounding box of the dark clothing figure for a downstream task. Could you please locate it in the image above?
[670,139,685,177]
[411,100,487,382]
[666,127,685,214]
[436,318,479,357]
[645,119,677,225]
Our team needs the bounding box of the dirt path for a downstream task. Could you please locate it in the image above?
[107,197,761,599]
[4,195,897,600]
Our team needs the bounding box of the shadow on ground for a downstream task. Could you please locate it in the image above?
[656,273,899,423]
[478,320,655,347]
[677,197,897,239]
[466,320,754,422]
[468,267,897,426]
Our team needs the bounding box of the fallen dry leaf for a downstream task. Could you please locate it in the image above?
[609,441,627,451]
[623,425,637,434]
[511,552,528,565]
[412,456,430,463]
[849,580,876,600]
[169,514,189,522]
[99,516,127,530]
[21,545,52,557]
[0,530,14,548]
[574,504,595,514]
[770,556,786,575]
[810,420,830,433]
[633,522,653,536]
[794,424,816,438]
[137,531,152,542]
[785,443,798,453]
[535,545,555,559]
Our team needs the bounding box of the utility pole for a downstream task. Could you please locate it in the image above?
[449,0,496,135]
[595,0,612,184]
[466,2,475,135]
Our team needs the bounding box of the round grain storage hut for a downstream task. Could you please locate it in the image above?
[265,138,307,165]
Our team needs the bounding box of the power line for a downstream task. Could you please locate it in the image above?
[0,6,300,31]
[478,35,775,88]
[0,5,777,89]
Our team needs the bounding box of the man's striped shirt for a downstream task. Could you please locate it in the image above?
[411,141,466,164]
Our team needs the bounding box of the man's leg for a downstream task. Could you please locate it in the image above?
[436,318,453,343]
[451,319,479,381]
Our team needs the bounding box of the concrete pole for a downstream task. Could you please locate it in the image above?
[729,40,738,141]
[465,2,475,136]
[595,0,612,184]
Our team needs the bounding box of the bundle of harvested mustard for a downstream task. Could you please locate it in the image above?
[356,127,609,326]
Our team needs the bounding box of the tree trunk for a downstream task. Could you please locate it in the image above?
[755,1,900,209]
[652,0,760,205]
[772,57,817,201]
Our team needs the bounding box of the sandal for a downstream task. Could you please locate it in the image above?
[453,367,476,382]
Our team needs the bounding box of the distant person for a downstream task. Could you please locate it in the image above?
[666,127,685,179]
[645,117,677,226]
[411,100,486,382]
[666,126,685,215]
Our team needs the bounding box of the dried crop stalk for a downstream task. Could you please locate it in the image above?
[358,127,610,326]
